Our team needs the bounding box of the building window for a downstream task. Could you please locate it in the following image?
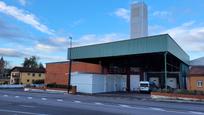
[32,73,35,77]
[197,81,203,87]
[39,73,41,77]
[32,80,35,83]
[27,79,29,82]
[27,73,30,76]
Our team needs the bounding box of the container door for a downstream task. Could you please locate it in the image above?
[167,78,177,88]
[149,77,159,87]
[130,75,140,91]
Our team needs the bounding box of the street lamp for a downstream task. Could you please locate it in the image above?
[68,36,72,93]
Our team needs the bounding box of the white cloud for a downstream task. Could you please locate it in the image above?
[149,25,166,35]
[70,19,84,28]
[74,33,129,47]
[50,37,68,45]
[18,0,27,6]
[114,8,130,21]
[35,43,59,52]
[0,1,54,35]
[33,33,128,55]
[153,11,172,17]
[40,55,66,62]
[0,46,66,64]
[161,21,204,53]
[0,48,27,57]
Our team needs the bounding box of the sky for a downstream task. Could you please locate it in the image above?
[0,0,204,67]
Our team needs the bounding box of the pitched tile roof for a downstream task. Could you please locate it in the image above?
[189,66,204,76]
[11,67,45,73]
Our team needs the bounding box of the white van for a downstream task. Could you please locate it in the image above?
[139,81,158,92]
[139,81,150,92]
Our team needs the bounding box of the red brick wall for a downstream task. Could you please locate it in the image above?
[45,62,102,85]
[188,76,204,91]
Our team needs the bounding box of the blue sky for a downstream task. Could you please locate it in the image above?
[0,0,204,67]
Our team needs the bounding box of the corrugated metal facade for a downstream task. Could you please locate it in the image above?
[70,34,189,65]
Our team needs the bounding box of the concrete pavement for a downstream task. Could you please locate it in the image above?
[0,89,204,115]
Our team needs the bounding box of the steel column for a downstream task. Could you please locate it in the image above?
[164,52,168,89]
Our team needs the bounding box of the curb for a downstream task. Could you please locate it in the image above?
[24,88,68,94]
[151,94,204,105]
[153,98,204,105]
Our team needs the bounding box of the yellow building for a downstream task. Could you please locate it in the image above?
[10,67,45,85]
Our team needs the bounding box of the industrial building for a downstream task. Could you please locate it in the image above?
[44,2,190,94]
[69,34,189,93]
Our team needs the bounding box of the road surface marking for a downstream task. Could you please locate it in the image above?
[0,109,48,115]
[15,96,19,98]
[165,110,191,114]
[94,102,103,105]
[27,97,33,99]
[57,99,63,102]
[41,98,47,101]
[74,100,81,103]
[20,105,35,108]
[3,94,8,97]
[119,104,131,108]
[189,111,204,115]
[149,107,166,111]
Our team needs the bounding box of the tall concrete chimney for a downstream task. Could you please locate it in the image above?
[130,2,148,39]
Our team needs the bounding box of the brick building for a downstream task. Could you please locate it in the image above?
[188,66,204,91]
[45,61,102,85]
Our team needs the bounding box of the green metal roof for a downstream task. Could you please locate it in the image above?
[69,34,189,65]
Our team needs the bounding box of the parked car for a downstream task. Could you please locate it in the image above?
[139,81,158,93]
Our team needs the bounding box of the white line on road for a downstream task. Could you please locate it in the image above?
[41,98,47,101]
[3,94,8,97]
[189,111,204,115]
[74,100,81,103]
[119,104,131,108]
[27,97,33,99]
[149,107,166,111]
[57,99,63,102]
[94,102,103,105]
[20,105,35,108]
[15,96,19,98]
[0,109,48,115]
[165,110,192,114]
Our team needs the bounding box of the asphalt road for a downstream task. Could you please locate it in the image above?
[0,89,204,115]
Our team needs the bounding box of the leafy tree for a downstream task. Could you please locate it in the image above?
[0,56,10,71]
[0,57,4,72]
[0,57,10,79]
[22,56,43,68]
[38,63,44,69]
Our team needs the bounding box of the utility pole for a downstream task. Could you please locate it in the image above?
[68,36,72,93]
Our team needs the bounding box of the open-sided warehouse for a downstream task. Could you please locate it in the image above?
[69,34,189,93]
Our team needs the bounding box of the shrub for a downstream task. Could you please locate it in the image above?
[154,89,204,95]
[46,83,68,89]
[33,80,44,84]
